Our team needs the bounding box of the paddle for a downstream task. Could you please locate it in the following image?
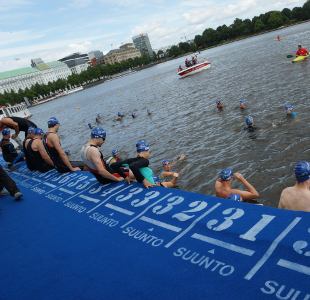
[287,55,294,58]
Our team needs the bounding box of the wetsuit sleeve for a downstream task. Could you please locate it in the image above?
[111,158,135,178]
[8,143,17,154]
[129,158,150,183]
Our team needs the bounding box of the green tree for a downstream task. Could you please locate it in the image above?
[189,43,197,52]
[179,42,190,53]
[302,0,310,20]
[168,45,182,56]
[290,7,303,20]
[268,11,283,28]
[194,35,204,47]
[254,19,265,32]
[281,8,291,18]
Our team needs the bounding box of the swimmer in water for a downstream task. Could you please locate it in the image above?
[152,174,179,188]
[243,117,262,132]
[132,113,137,118]
[215,169,259,200]
[279,161,310,212]
[95,116,100,123]
[88,123,92,129]
[284,105,297,117]
[239,100,245,109]
[147,109,151,115]
[106,149,120,165]
[111,140,155,189]
[117,112,123,119]
[216,100,223,110]
[160,156,187,179]
[226,193,243,201]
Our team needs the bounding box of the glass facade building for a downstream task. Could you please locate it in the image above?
[132,33,153,58]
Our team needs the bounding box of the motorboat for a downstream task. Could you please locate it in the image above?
[177,61,211,77]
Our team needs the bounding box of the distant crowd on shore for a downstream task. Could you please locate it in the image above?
[0,106,309,213]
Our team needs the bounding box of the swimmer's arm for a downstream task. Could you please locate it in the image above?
[111,158,135,178]
[161,171,174,178]
[177,163,190,175]
[36,140,54,166]
[51,134,79,171]
[2,119,19,137]
[91,148,123,182]
[171,155,186,167]
[231,180,259,200]
[164,173,179,188]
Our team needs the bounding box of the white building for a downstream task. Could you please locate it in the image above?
[45,61,72,80]
[88,50,103,60]
[69,63,89,75]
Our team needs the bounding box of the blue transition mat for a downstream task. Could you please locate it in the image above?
[1,160,310,299]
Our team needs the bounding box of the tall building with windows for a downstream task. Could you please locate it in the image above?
[103,44,141,65]
[88,50,103,60]
[132,33,153,57]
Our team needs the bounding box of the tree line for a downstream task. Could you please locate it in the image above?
[165,0,310,56]
[0,54,156,106]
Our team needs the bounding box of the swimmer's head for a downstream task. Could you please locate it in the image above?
[91,127,106,145]
[48,117,60,128]
[64,150,70,155]
[220,169,234,181]
[147,109,151,114]
[152,175,161,186]
[112,149,119,157]
[88,123,91,127]
[28,127,36,134]
[2,128,10,137]
[216,100,221,105]
[226,193,243,201]
[295,161,310,183]
[132,113,136,118]
[239,100,246,108]
[285,105,293,115]
[162,159,171,171]
[246,117,253,126]
[118,112,121,116]
[136,140,150,156]
[34,128,44,136]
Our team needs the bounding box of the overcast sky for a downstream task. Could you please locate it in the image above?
[0,0,306,72]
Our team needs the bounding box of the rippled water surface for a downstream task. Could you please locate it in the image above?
[29,22,310,207]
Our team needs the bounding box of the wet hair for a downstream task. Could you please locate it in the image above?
[48,124,57,128]
[298,45,302,48]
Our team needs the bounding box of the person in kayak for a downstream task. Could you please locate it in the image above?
[81,127,128,185]
[152,174,179,188]
[26,128,54,173]
[43,117,84,173]
[178,65,183,72]
[243,117,262,132]
[278,161,310,212]
[215,169,259,200]
[216,100,223,110]
[111,140,155,189]
[284,105,297,117]
[160,156,186,179]
[0,116,37,139]
[106,149,120,165]
[277,35,280,40]
[296,45,309,57]
[239,100,246,109]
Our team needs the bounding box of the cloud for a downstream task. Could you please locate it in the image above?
[0,0,33,12]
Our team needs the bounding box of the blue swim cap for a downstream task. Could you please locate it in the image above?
[132,113,135,118]
[246,117,253,126]
[118,112,121,116]
[97,114,100,117]
[295,161,310,182]
[152,175,160,183]
[147,109,150,112]
[91,127,106,139]
[162,159,170,165]
[216,100,221,105]
[227,193,242,201]
[88,123,91,127]
[220,169,234,181]
[240,100,245,104]
[285,105,293,111]
[48,117,59,125]
[112,149,119,156]
[27,127,36,134]
[136,140,149,153]
[64,150,70,155]
[2,128,10,136]
[34,128,44,135]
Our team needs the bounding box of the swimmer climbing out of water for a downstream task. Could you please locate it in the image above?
[239,100,245,109]
[284,105,297,117]
[160,156,187,178]
[243,117,263,132]
[278,161,310,212]
[107,149,120,165]
[111,140,155,189]
[216,100,223,110]
[215,169,259,200]
[152,174,179,188]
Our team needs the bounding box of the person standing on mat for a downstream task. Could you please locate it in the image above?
[0,116,37,139]
[0,164,23,200]
[43,117,83,173]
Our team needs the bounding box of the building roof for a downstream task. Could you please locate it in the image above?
[35,64,51,71]
[0,67,39,80]
[45,61,67,68]
[105,48,139,56]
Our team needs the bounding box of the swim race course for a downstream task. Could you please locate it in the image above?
[1,158,310,300]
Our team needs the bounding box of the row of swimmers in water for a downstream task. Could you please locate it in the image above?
[89,110,152,127]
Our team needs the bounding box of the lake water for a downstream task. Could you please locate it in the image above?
[29,21,310,207]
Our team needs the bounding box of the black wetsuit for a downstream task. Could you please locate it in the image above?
[0,138,22,163]
[27,139,54,173]
[43,132,84,173]
[4,117,37,138]
[243,126,260,132]
[0,165,20,196]
[111,156,150,182]
[23,138,37,171]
